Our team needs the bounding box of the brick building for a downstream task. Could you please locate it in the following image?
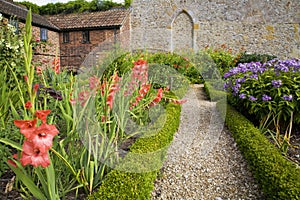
[48,9,131,69]
[0,0,60,66]
[0,0,131,70]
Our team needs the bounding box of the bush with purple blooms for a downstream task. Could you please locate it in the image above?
[224,58,300,152]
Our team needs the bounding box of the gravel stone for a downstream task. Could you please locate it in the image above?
[151,84,265,200]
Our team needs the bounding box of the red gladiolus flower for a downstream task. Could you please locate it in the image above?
[35,110,51,124]
[139,84,151,97]
[78,91,90,106]
[171,99,187,104]
[14,119,37,139]
[20,140,50,168]
[89,76,100,90]
[133,59,147,66]
[52,58,60,74]
[70,98,76,105]
[24,75,28,82]
[34,84,39,93]
[153,88,163,103]
[107,93,114,109]
[36,66,42,75]
[25,101,32,109]
[150,88,163,106]
[31,123,59,153]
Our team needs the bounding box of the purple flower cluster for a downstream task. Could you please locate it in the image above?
[262,94,272,101]
[249,96,257,101]
[271,80,282,88]
[239,93,246,99]
[265,58,300,73]
[224,58,299,106]
[283,95,293,101]
[223,62,267,79]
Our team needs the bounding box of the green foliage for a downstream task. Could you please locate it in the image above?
[204,81,227,102]
[38,0,123,15]
[87,103,181,200]
[216,101,300,200]
[235,52,277,66]
[17,1,40,14]
[0,16,25,87]
[104,51,203,84]
[203,46,236,77]
[124,0,132,8]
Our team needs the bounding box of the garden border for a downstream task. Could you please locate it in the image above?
[87,103,181,200]
[216,100,300,199]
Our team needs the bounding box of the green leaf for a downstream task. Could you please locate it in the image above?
[10,165,47,200]
[0,138,22,151]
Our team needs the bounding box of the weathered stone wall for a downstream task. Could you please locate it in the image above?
[130,0,300,58]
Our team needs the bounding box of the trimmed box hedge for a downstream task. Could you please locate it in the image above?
[216,100,300,199]
[88,103,181,200]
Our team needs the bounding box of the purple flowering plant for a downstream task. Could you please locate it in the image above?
[223,58,300,153]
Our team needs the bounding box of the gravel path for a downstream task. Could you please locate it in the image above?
[151,84,265,200]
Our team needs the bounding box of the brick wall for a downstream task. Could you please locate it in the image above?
[60,29,117,69]
[32,26,59,67]
[18,23,60,68]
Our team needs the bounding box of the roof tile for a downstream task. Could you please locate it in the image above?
[0,0,59,30]
[48,9,130,30]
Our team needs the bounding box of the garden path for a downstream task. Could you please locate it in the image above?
[151,84,265,200]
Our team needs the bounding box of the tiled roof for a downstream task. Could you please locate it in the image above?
[48,9,130,30]
[0,0,59,30]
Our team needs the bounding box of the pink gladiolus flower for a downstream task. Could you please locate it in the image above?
[14,119,37,139]
[172,99,187,104]
[31,123,59,153]
[70,98,76,105]
[78,91,90,106]
[36,66,42,75]
[35,110,51,124]
[20,140,50,168]
[89,76,100,90]
[24,75,28,82]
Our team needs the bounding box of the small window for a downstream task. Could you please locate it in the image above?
[40,28,48,41]
[63,32,70,43]
[82,31,90,43]
[9,19,19,34]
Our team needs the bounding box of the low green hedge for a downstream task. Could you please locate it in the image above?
[216,101,300,199]
[204,81,227,102]
[88,103,181,200]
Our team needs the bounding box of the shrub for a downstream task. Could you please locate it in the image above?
[202,46,236,77]
[104,51,203,84]
[235,52,277,66]
[87,102,181,200]
[216,101,300,200]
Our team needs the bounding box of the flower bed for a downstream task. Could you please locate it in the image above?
[216,100,300,199]
[0,10,190,199]
[87,102,181,200]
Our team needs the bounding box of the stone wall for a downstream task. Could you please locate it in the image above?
[130,0,300,58]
